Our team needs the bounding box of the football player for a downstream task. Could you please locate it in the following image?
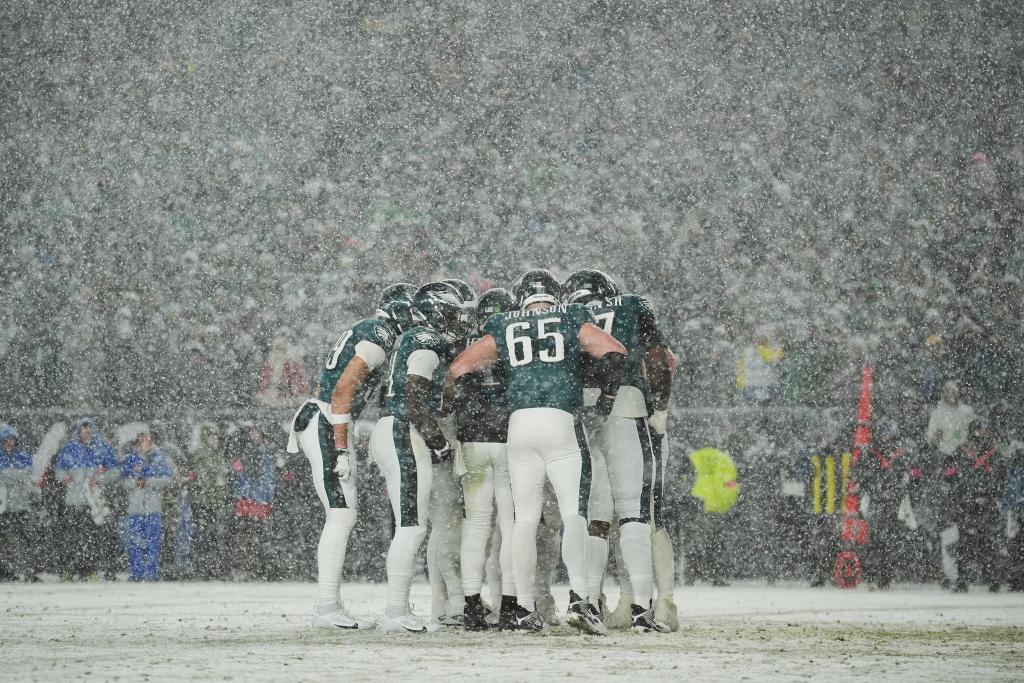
[286,282,415,629]
[454,288,516,630]
[449,269,627,634]
[561,269,672,633]
[369,282,474,633]
[424,278,477,626]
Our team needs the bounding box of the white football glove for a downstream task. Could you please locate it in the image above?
[648,410,669,436]
[333,452,353,483]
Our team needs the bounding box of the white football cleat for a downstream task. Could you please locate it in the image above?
[377,613,428,634]
[311,607,360,630]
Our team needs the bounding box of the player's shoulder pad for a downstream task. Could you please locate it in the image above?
[356,318,397,349]
[481,312,507,336]
[410,327,443,348]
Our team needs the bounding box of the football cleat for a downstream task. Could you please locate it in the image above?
[565,591,607,636]
[311,606,360,630]
[499,604,547,633]
[463,595,491,631]
[535,593,562,626]
[435,613,465,628]
[631,603,670,633]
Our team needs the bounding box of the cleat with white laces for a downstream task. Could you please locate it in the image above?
[631,603,670,633]
[499,604,547,632]
[565,591,607,636]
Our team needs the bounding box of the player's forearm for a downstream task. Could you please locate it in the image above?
[646,346,673,412]
[406,376,448,451]
[331,359,370,447]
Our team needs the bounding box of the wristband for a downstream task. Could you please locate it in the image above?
[329,412,352,426]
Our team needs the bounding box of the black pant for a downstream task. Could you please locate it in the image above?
[0,512,35,578]
[954,500,1003,585]
[191,500,232,579]
[865,498,904,586]
[62,506,104,577]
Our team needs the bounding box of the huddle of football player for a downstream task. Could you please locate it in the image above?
[287,268,677,635]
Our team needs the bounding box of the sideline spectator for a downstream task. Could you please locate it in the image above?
[926,381,975,458]
[859,417,913,589]
[120,429,172,581]
[229,423,275,579]
[0,425,36,580]
[1002,441,1024,592]
[792,427,848,587]
[184,422,233,579]
[941,418,1007,592]
[54,418,118,578]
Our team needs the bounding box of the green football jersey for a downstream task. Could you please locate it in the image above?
[382,326,449,420]
[316,319,398,418]
[483,303,595,414]
[583,294,666,396]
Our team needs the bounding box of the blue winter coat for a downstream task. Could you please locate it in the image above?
[54,419,119,509]
[0,425,34,513]
[120,449,174,515]
[1002,467,1024,513]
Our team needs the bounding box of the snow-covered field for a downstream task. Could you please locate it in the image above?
[3,581,1022,681]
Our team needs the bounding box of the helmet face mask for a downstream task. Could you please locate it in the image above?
[414,282,474,343]
[512,269,561,309]
[561,269,620,306]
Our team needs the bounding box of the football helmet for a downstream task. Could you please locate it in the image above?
[413,282,475,343]
[476,287,516,332]
[442,278,478,309]
[561,269,620,306]
[511,269,561,309]
[376,282,417,333]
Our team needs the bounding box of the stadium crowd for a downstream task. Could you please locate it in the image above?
[2,3,1024,590]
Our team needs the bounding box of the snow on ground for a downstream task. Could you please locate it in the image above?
[2,581,1022,682]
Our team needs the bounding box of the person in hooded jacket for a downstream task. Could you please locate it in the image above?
[858,417,913,589]
[0,424,37,580]
[182,422,233,579]
[941,417,1007,592]
[119,429,173,581]
[1001,440,1024,591]
[54,418,119,578]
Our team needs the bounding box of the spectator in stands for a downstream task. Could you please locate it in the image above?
[229,423,275,579]
[736,330,783,404]
[54,418,118,579]
[941,417,1007,592]
[0,424,36,581]
[184,422,233,579]
[255,334,309,408]
[119,429,172,581]
[859,417,913,589]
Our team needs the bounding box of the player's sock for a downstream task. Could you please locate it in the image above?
[385,525,427,618]
[511,519,539,611]
[651,526,675,600]
[317,508,357,609]
[560,513,589,601]
[619,520,654,606]
[586,534,609,602]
